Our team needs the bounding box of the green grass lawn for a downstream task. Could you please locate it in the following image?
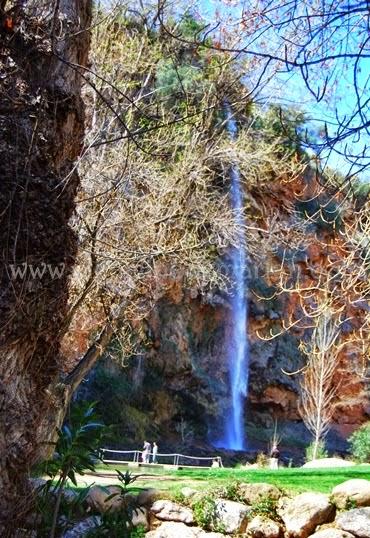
[88,464,370,496]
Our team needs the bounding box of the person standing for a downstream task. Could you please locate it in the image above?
[152,442,158,463]
[269,444,280,470]
[142,440,151,464]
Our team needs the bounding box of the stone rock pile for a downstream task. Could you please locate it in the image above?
[61,478,370,538]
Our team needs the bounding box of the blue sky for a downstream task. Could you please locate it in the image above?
[195,0,370,181]
[100,0,370,179]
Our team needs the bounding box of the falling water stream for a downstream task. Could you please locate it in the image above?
[216,104,249,450]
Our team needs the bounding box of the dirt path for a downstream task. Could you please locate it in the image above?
[73,471,203,492]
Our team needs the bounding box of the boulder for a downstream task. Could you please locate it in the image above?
[214,498,250,534]
[62,488,78,504]
[86,485,123,513]
[137,488,161,506]
[332,479,370,509]
[29,477,47,493]
[336,507,370,538]
[302,459,355,469]
[145,521,227,537]
[123,492,138,505]
[238,483,281,504]
[151,500,194,524]
[61,509,147,536]
[247,515,281,537]
[181,487,198,499]
[278,492,335,538]
[309,529,355,538]
[61,516,101,537]
[132,507,150,531]
[29,478,77,505]
[197,531,228,537]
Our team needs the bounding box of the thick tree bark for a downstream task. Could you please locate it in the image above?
[0,1,91,532]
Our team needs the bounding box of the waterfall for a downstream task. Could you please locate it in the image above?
[133,355,144,389]
[216,104,249,451]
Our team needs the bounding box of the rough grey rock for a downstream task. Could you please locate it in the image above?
[62,488,78,504]
[151,500,194,524]
[29,477,47,493]
[238,482,281,504]
[332,479,370,509]
[302,459,355,469]
[61,516,101,537]
[309,529,355,538]
[214,498,250,534]
[138,488,161,506]
[29,478,76,505]
[247,515,281,537]
[181,487,198,499]
[336,507,370,538]
[145,521,227,537]
[133,507,150,530]
[61,509,148,536]
[86,485,123,513]
[278,492,335,538]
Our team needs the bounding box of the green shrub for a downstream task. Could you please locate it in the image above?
[130,527,146,538]
[348,422,370,463]
[345,497,358,510]
[193,495,218,531]
[352,179,370,200]
[35,485,93,537]
[86,471,144,537]
[212,481,242,502]
[177,14,207,40]
[156,59,206,99]
[192,482,244,531]
[256,452,269,468]
[87,518,146,538]
[250,496,282,523]
[82,360,156,444]
[87,516,146,537]
[172,491,187,505]
[252,105,307,157]
[192,495,225,533]
[305,440,328,462]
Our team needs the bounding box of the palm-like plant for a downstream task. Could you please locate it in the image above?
[40,402,106,538]
[87,470,145,537]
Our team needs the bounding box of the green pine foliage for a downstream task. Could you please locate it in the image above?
[348,422,370,463]
[252,105,308,157]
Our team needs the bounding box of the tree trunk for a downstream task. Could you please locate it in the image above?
[40,321,116,446]
[312,436,319,461]
[0,1,91,532]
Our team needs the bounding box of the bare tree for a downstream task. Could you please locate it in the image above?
[57,5,306,394]
[258,189,370,362]
[298,310,343,460]
[158,0,370,178]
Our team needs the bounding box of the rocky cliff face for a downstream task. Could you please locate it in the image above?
[73,171,370,458]
[130,269,368,455]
